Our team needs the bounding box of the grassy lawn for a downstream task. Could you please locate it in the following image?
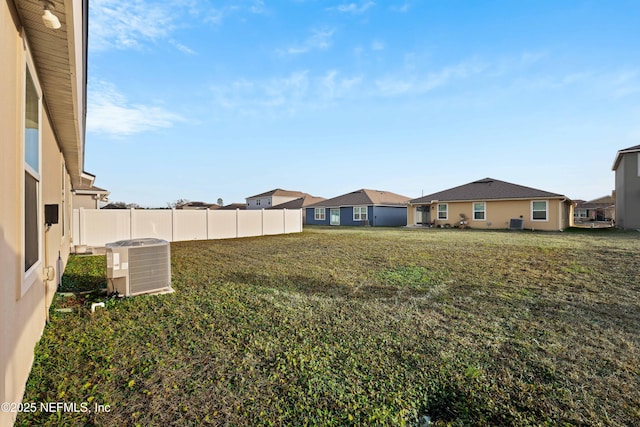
[17,227,640,426]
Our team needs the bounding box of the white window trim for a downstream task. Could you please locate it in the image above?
[574,209,588,218]
[314,207,326,221]
[353,206,368,221]
[22,39,43,297]
[531,200,549,222]
[437,203,448,220]
[472,202,486,221]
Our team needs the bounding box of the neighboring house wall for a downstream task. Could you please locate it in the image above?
[246,195,300,209]
[72,193,100,209]
[0,4,74,425]
[408,199,571,231]
[615,152,640,229]
[306,206,407,226]
[246,197,272,209]
[372,206,408,226]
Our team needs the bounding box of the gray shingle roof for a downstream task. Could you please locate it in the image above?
[308,189,410,208]
[410,178,566,204]
[267,196,326,209]
[246,188,309,199]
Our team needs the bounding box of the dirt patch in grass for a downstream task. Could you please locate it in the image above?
[18,228,640,426]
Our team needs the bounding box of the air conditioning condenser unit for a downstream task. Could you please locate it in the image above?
[106,238,173,297]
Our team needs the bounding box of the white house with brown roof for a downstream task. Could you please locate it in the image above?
[612,145,640,229]
[1,1,91,424]
[306,189,410,226]
[408,178,573,231]
[245,188,310,209]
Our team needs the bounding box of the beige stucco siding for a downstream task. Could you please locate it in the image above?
[409,199,572,231]
[0,4,72,425]
[72,193,99,209]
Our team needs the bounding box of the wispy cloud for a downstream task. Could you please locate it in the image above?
[371,40,385,51]
[89,0,175,51]
[375,59,488,96]
[90,0,268,51]
[169,39,196,55]
[88,81,184,137]
[390,3,410,13]
[328,1,376,14]
[210,70,363,116]
[279,27,336,55]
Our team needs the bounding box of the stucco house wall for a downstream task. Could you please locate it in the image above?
[1,1,87,425]
[409,199,571,231]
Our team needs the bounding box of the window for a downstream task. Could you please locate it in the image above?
[473,202,486,220]
[532,200,548,221]
[314,208,325,221]
[353,206,368,221]
[437,204,448,220]
[256,200,261,206]
[24,66,41,291]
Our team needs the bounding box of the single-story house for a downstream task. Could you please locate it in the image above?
[218,203,247,210]
[306,189,410,226]
[71,172,110,209]
[612,145,640,229]
[574,195,615,222]
[176,201,220,210]
[408,178,573,231]
[1,1,91,425]
[268,195,326,224]
[245,188,309,209]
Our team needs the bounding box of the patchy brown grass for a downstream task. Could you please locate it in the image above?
[18,227,640,426]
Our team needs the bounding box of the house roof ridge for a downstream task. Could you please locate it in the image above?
[410,178,566,204]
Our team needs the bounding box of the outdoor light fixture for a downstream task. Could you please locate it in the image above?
[42,2,61,29]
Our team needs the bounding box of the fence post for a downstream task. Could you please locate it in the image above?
[130,208,135,240]
[236,209,239,238]
[171,208,176,242]
[206,208,210,239]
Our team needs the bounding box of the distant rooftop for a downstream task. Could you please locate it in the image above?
[246,188,309,199]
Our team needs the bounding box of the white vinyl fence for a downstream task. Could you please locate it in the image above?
[72,208,303,247]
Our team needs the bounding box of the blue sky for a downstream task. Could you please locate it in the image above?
[85,0,640,207]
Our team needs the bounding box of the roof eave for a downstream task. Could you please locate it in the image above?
[17,0,88,188]
[613,146,640,170]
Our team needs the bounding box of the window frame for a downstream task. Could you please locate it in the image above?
[22,46,43,297]
[531,200,548,222]
[472,202,486,221]
[437,203,448,220]
[314,207,326,221]
[353,206,368,221]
